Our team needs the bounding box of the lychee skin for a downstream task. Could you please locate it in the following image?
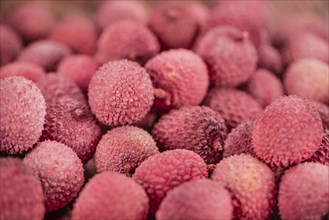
[0,25,22,65]
[156,179,233,220]
[49,16,98,55]
[0,76,46,154]
[133,149,208,213]
[88,60,154,127]
[95,126,159,176]
[311,101,329,130]
[41,96,102,163]
[145,49,209,110]
[8,2,55,41]
[96,0,150,30]
[272,13,328,48]
[194,26,258,87]
[0,158,45,220]
[207,0,268,47]
[149,1,198,49]
[152,106,227,164]
[307,129,329,166]
[284,59,329,104]
[0,61,46,82]
[23,140,84,212]
[36,74,86,105]
[212,154,276,220]
[252,96,324,169]
[96,20,159,65]
[246,69,284,108]
[281,32,329,66]
[278,162,329,220]
[223,120,255,158]
[71,171,149,220]
[57,55,99,91]
[204,88,263,130]
[18,40,71,71]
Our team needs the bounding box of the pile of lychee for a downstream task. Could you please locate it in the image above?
[0,0,328,220]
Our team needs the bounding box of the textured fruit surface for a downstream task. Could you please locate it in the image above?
[312,101,329,130]
[273,13,328,48]
[246,69,284,107]
[0,61,45,82]
[133,149,208,213]
[0,158,45,220]
[204,88,262,130]
[36,74,86,105]
[281,32,329,66]
[71,171,149,220]
[252,96,324,168]
[212,154,276,220]
[8,2,55,41]
[88,60,153,126]
[307,129,329,166]
[278,162,329,220]
[207,0,268,47]
[49,16,97,55]
[41,96,102,163]
[152,106,227,164]
[156,179,233,220]
[284,59,329,104]
[96,0,150,30]
[195,26,258,87]
[57,55,99,91]
[23,140,84,211]
[95,126,158,175]
[0,25,22,65]
[0,76,46,154]
[97,20,159,65]
[223,120,255,158]
[145,49,208,110]
[18,40,71,71]
[149,1,198,49]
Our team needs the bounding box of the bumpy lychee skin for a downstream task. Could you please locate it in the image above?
[41,96,102,163]
[207,0,268,47]
[278,162,329,220]
[36,74,86,105]
[0,61,46,82]
[18,40,71,71]
[0,158,45,220]
[145,49,209,110]
[96,0,150,30]
[195,26,258,87]
[57,55,99,91]
[71,171,149,220]
[212,154,276,220]
[49,16,98,55]
[246,69,284,107]
[156,179,233,220]
[149,1,198,49]
[285,59,329,104]
[152,106,227,164]
[223,120,255,158]
[133,149,208,213]
[8,2,55,41]
[273,13,328,48]
[23,140,84,212]
[95,126,158,176]
[307,129,329,166]
[0,76,46,154]
[311,101,329,130]
[281,32,329,66]
[0,25,22,65]
[88,60,153,126]
[204,88,263,130]
[252,96,324,169]
[96,20,159,65]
